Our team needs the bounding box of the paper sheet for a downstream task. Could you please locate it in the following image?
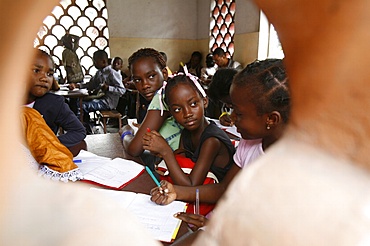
[74,150,144,189]
[128,118,139,134]
[90,188,186,242]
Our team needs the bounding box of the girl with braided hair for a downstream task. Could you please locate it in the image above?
[143,71,235,216]
[120,48,182,170]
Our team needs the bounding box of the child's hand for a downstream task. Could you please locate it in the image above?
[142,130,170,156]
[174,212,208,231]
[101,82,109,91]
[123,78,136,90]
[150,180,176,205]
[68,83,78,90]
[132,122,141,128]
[219,113,233,127]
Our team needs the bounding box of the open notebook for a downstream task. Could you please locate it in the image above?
[74,150,144,189]
[90,188,187,242]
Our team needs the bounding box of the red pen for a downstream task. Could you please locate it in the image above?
[146,127,151,132]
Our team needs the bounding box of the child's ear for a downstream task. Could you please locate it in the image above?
[267,111,281,126]
[203,97,209,109]
[162,67,168,81]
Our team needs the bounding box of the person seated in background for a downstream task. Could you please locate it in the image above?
[69,50,125,131]
[27,49,86,156]
[21,107,83,182]
[200,53,217,87]
[160,51,173,76]
[120,48,182,170]
[179,51,203,78]
[111,56,128,80]
[112,56,136,118]
[205,68,238,122]
[150,59,290,240]
[212,47,242,71]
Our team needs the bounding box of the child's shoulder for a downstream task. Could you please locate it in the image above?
[238,139,263,150]
[200,121,234,145]
[36,92,64,102]
[148,91,169,111]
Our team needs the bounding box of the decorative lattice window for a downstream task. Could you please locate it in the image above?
[257,11,284,60]
[34,0,110,79]
[210,0,236,58]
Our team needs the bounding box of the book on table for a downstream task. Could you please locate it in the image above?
[90,188,187,243]
[74,150,145,190]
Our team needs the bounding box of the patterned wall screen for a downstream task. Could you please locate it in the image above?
[210,0,236,58]
[34,0,109,79]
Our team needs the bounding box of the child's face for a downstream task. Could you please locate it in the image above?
[213,54,227,67]
[230,84,267,139]
[112,58,123,71]
[28,53,54,100]
[93,57,107,70]
[168,83,208,131]
[190,55,201,68]
[131,57,167,101]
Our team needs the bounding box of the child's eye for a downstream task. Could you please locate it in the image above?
[148,74,155,79]
[33,69,40,73]
[47,72,54,77]
[133,78,141,83]
[190,101,197,107]
[173,107,181,113]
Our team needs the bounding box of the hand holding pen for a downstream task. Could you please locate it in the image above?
[173,212,208,231]
[219,112,234,127]
[150,180,177,205]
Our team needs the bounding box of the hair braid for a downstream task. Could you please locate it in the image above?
[128,48,166,70]
[233,59,291,123]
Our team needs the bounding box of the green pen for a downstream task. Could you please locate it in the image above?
[145,166,161,187]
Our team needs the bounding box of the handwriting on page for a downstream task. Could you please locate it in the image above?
[90,189,186,242]
[83,158,144,189]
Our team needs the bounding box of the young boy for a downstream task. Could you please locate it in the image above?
[28,49,86,156]
[69,50,126,127]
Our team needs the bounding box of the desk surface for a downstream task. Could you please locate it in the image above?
[52,89,88,122]
[84,133,189,244]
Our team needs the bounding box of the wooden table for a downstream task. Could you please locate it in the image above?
[53,89,88,122]
[84,133,189,244]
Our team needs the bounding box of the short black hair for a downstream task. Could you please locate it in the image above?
[191,51,202,60]
[208,68,238,102]
[93,50,108,61]
[111,56,123,65]
[213,47,226,57]
[205,53,215,67]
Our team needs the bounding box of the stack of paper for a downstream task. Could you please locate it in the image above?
[74,150,144,189]
[90,188,187,242]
